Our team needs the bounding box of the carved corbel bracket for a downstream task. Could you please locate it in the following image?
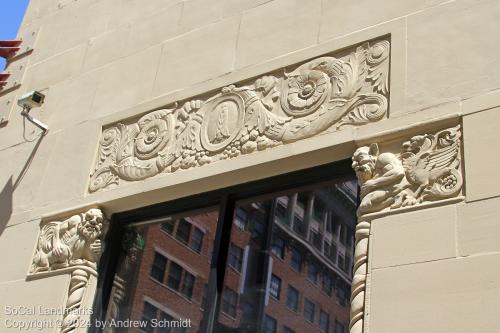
[27,207,108,333]
[349,124,464,333]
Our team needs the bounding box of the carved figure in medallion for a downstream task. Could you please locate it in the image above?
[31,208,105,273]
[352,143,405,216]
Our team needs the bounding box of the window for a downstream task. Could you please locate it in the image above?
[221,288,238,318]
[228,243,244,272]
[102,161,357,333]
[290,247,302,272]
[319,310,330,332]
[304,298,315,322]
[234,207,248,230]
[271,236,285,259]
[176,218,191,244]
[264,315,277,333]
[190,227,204,253]
[307,261,319,284]
[344,255,352,274]
[269,274,281,300]
[322,272,333,296]
[286,286,299,312]
[167,262,182,290]
[161,220,175,235]
[141,302,157,333]
[150,252,167,282]
[181,272,195,299]
[334,320,345,333]
[336,285,348,306]
[338,255,345,272]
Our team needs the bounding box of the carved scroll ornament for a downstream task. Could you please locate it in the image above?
[28,208,108,333]
[349,125,463,333]
[89,39,390,192]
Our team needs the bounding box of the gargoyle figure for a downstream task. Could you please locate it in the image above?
[398,126,462,205]
[352,143,405,216]
[31,208,106,273]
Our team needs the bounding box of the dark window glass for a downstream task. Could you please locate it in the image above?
[336,285,348,307]
[284,326,295,333]
[234,207,248,230]
[176,218,191,244]
[334,320,345,333]
[311,230,322,249]
[161,220,176,235]
[338,255,345,272]
[339,224,347,246]
[222,288,238,318]
[344,255,352,274]
[141,302,157,333]
[150,252,167,282]
[271,236,285,259]
[293,214,306,236]
[190,227,204,253]
[157,312,173,333]
[275,199,288,224]
[304,298,315,323]
[181,272,195,299]
[322,272,333,296]
[319,310,330,332]
[228,243,243,272]
[269,274,281,299]
[313,198,326,221]
[167,262,182,290]
[286,286,299,312]
[307,261,318,284]
[290,247,302,272]
[264,315,277,333]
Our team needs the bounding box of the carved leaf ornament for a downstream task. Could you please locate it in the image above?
[89,40,390,192]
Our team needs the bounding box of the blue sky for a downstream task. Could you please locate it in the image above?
[0,0,30,70]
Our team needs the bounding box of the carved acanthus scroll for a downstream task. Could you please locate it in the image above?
[89,39,391,192]
[28,208,108,333]
[349,125,463,333]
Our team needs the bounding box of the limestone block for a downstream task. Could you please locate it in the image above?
[0,220,40,282]
[371,205,457,269]
[125,2,183,56]
[153,16,239,97]
[0,275,69,333]
[38,122,101,206]
[463,107,500,201]
[108,0,179,29]
[92,44,162,117]
[457,197,500,256]
[319,0,447,41]
[24,44,86,91]
[236,0,321,68]
[406,0,500,112]
[369,254,500,333]
[83,25,131,72]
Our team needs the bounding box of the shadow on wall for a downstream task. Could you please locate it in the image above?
[0,133,44,236]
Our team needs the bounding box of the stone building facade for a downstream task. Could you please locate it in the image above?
[0,0,500,332]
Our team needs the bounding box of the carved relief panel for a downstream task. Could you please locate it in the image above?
[89,38,391,192]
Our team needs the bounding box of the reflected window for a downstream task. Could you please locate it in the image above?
[151,252,167,282]
[269,274,281,300]
[234,208,248,230]
[141,302,157,333]
[334,320,345,333]
[167,262,182,290]
[176,219,191,244]
[181,272,195,299]
[290,247,302,272]
[190,227,204,253]
[307,261,319,284]
[161,220,175,235]
[264,315,277,333]
[304,298,315,322]
[319,310,330,332]
[271,236,285,259]
[286,286,299,312]
[221,288,238,318]
[228,243,243,272]
[284,326,296,333]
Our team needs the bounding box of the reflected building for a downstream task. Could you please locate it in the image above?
[106,180,357,333]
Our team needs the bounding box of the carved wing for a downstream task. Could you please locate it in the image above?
[416,141,460,172]
[38,222,59,253]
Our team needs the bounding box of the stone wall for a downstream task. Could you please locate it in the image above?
[0,0,499,332]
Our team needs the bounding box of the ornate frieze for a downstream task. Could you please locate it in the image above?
[28,208,108,333]
[349,125,463,333]
[89,39,390,192]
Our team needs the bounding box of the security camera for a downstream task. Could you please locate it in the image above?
[17,90,45,109]
[18,90,49,133]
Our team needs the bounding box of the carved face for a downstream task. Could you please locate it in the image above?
[352,146,377,182]
[78,209,104,241]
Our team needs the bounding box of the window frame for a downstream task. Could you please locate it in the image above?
[94,159,355,333]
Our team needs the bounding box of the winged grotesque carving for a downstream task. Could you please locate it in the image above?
[352,125,463,216]
[89,39,390,192]
[30,208,106,274]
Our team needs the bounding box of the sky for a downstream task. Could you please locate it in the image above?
[0,0,30,70]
